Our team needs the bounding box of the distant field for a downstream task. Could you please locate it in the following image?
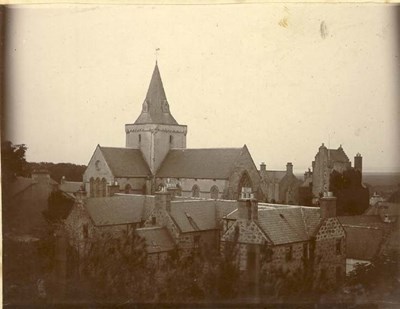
[362,172,400,187]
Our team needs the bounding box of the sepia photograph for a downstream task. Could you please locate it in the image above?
[1,2,400,307]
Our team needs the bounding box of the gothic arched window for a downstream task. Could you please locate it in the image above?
[176,184,182,196]
[101,178,107,197]
[89,177,94,197]
[95,178,101,197]
[125,184,132,194]
[237,172,252,198]
[192,185,200,198]
[210,185,219,199]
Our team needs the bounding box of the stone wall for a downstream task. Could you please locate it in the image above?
[313,217,346,288]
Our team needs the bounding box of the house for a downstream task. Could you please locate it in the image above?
[259,162,301,204]
[338,215,394,273]
[3,170,58,238]
[309,144,369,215]
[82,62,261,200]
[221,191,346,290]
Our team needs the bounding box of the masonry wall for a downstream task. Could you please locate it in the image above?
[155,177,228,199]
[313,217,346,289]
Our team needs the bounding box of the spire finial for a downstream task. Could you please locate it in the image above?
[155,48,160,64]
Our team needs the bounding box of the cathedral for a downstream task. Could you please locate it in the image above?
[83,62,261,200]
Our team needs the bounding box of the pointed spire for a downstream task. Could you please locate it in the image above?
[134,62,178,125]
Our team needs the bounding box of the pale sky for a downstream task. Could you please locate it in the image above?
[4,4,400,173]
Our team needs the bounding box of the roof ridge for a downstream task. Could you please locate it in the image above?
[169,147,243,151]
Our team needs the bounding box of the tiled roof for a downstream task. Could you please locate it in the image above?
[344,225,384,260]
[59,181,83,194]
[170,200,218,233]
[257,207,310,245]
[226,204,322,245]
[100,146,151,177]
[85,195,148,226]
[7,177,36,198]
[136,227,176,253]
[261,170,286,182]
[215,200,239,220]
[134,63,178,125]
[157,148,242,179]
[338,215,383,227]
[327,148,349,163]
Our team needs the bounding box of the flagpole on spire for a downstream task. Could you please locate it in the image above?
[155,48,160,64]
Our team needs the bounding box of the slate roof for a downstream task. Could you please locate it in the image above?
[156,148,242,179]
[59,181,83,194]
[85,195,148,226]
[7,177,36,198]
[215,200,239,220]
[134,63,178,125]
[136,227,176,254]
[226,205,321,245]
[261,170,286,182]
[338,215,383,227]
[327,147,349,163]
[170,200,218,233]
[100,146,151,177]
[344,225,384,260]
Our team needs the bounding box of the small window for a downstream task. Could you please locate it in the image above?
[336,238,342,255]
[285,246,293,261]
[83,224,89,239]
[139,134,141,143]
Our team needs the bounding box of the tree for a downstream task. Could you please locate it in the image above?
[43,191,74,223]
[1,140,28,182]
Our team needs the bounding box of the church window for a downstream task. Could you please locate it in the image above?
[125,184,132,194]
[95,160,101,171]
[89,177,94,197]
[210,185,219,199]
[169,135,173,143]
[142,100,148,112]
[95,178,101,197]
[238,172,252,199]
[139,134,141,143]
[101,178,107,197]
[192,185,200,198]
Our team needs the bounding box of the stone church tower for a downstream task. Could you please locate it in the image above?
[125,63,187,174]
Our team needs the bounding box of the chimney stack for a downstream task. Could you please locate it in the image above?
[155,189,171,213]
[320,192,337,218]
[286,162,293,175]
[354,153,362,173]
[260,162,266,172]
[238,187,258,221]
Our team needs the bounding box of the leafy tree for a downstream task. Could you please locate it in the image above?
[1,140,28,182]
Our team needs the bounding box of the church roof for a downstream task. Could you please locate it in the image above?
[133,63,179,125]
[156,148,243,179]
[100,146,151,177]
[85,195,147,226]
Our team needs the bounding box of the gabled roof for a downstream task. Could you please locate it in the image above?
[134,63,178,125]
[99,146,151,177]
[169,200,218,233]
[136,227,176,254]
[327,147,349,163]
[344,225,384,260]
[226,205,321,245]
[261,170,286,182]
[156,148,243,179]
[85,195,149,226]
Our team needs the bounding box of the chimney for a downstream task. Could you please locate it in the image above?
[238,187,258,221]
[61,176,66,184]
[260,162,266,172]
[312,161,315,170]
[155,189,171,213]
[286,162,293,175]
[320,192,337,218]
[354,153,362,173]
